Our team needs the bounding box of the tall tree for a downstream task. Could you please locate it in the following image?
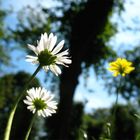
[49,1,117,139]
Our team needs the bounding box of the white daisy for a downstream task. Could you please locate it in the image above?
[23,87,57,117]
[26,32,72,76]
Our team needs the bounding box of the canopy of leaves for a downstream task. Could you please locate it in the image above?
[0,0,10,68]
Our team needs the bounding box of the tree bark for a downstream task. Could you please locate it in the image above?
[47,0,114,139]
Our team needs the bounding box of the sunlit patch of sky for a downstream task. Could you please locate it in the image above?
[2,0,140,113]
[74,66,126,113]
[2,0,62,30]
[2,0,61,10]
[109,0,140,54]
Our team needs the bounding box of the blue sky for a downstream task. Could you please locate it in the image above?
[2,0,140,113]
[110,0,140,53]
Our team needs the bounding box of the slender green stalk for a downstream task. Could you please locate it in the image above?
[4,65,42,140]
[113,76,122,119]
[113,90,119,118]
[111,76,123,139]
[24,112,37,140]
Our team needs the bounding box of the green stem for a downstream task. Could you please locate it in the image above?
[4,65,42,140]
[113,90,119,118]
[111,76,122,138]
[24,112,37,140]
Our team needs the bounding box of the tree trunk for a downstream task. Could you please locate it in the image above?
[57,55,82,139]
[47,54,82,140]
[47,0,114,139]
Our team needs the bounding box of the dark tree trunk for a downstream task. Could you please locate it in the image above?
[46,52,82,140]
[47,0,114,139]
[57,58,82,140]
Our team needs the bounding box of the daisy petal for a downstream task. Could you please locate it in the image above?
[52,40,64,55]
[27,44,38,55]
[50,65,61,76]
[48,36,57,51]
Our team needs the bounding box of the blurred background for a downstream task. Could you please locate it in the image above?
[0,0,140,140]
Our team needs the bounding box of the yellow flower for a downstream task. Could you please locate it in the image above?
[108,58,135,77]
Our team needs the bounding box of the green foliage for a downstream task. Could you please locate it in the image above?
[111,104,136,140]
[83,114,104,140]
[0,46,10,67]
[100,123,111,140]
[81,104,137,140]
[84,108,111,140]
[0,1,10,68]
